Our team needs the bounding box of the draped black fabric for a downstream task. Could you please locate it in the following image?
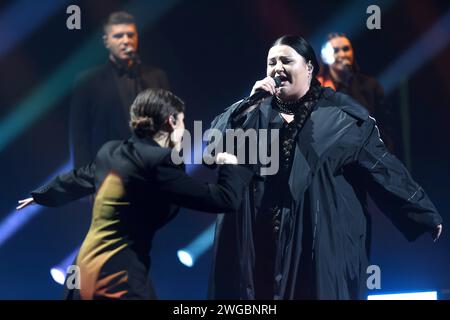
[208,87,442,300]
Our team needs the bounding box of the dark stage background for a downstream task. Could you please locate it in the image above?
[0,0,448,299]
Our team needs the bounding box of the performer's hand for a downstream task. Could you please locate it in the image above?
[431,224,443,242]
[215,152,238,165]
[16,197,35,210]
[250,76,279,96]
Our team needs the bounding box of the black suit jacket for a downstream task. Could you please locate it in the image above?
[69,61,169,168]
[31,134,252,299]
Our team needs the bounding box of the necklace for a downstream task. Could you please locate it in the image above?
[273,86,319,114]
[274,97,303,115]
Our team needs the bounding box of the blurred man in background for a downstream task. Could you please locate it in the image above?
[70,11,170,168]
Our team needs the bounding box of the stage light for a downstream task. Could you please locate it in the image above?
[368,291,437,300]
[50,247,79,285]
[177,250,194,268]
[50,268,66,285]
[177,223,216,268]
[321,42,335,65]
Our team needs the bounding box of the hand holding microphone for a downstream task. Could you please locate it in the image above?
[249,76,282,99]
[231,76,282,119]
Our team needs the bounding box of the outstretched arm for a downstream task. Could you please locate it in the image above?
[19,163,96,209]
[155,153,253,213]
[356,119,443,241]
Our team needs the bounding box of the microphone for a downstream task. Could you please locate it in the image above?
[231,76,282,119]
[246,76,282,105]
[124,47,141,65]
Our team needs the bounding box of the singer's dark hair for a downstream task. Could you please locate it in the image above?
[103,11,136,33]
[272,35,321,86]
[130,89,185,138]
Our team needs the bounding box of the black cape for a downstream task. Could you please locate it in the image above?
[207,88,442,300]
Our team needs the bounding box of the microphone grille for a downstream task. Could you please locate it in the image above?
[273,76,282,88]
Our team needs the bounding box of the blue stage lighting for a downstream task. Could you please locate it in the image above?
[177,223,216,267]
[368,291,438,300]
[177,250,194,268]
[50,247,79,285]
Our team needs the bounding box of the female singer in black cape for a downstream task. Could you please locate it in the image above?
[17,89,253,300]
[207,35,443,300]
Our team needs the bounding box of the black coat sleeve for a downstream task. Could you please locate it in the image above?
[69,73,93,168]
[356,119,443,241]
[206,99,261,168]
[31,163,96,207]
[154,154,253,213]
[209,98,259,133]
